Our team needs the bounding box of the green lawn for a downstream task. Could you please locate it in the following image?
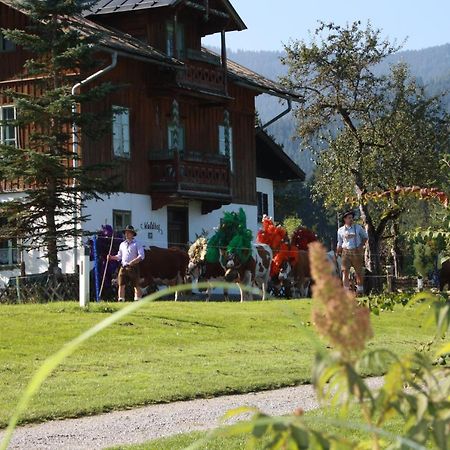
[0,300,433,428]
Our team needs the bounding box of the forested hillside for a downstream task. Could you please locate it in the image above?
[220,44,450,176]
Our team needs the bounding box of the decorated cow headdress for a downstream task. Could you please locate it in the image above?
[188,237,208,265]
[206,208,253,264]
[257,216,299,277]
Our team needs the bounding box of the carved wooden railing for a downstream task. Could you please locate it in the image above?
[149,151,231,197]
[177,60,226,94]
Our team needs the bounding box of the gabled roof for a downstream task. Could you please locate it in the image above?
[87,0,176,15]
[85,0,247,32]
[256,127,305,182]
[69,15,181,66]
[0,0,297,100]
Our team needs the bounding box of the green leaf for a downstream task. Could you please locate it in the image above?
[221,406,260,422]
[291,426,310,449]
[252,422,269,439]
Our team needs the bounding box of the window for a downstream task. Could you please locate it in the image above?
[0,217,18,266]
[168,124,185,153]
[112,106,130,158]
[0,106,17,147]
[166,21,185,58]
[113,210,132,233]
[257,192,269,222]
[219,125,233,171]
[0,33,15,52]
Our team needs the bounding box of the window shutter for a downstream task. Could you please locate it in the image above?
[228,127,233,172]
[218,125,225,156]
[122,109,130,155]
[112,110,122,156]
[218,125,233,171]
[112,107,130,157]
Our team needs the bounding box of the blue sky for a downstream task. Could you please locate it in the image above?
[202,0,450,51]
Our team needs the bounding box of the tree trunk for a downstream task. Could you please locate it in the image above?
[364,216,382,291]
[45,179,59,275]
[391,222,401,277]
[46,209,59,275]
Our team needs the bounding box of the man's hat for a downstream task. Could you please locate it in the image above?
[123,225,137,236]
[342,210,355,220]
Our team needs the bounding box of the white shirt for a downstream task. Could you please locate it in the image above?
[337,224,367,250]
[116,238,145,266]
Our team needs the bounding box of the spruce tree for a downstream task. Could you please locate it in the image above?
[0,0,119,274]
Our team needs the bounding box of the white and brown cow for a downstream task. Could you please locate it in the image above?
[224,243,273,301]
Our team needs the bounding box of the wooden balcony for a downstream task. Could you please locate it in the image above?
[149,151,232,204]
[177,60,226,95]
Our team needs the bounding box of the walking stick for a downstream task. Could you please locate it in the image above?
[99,232,115,300]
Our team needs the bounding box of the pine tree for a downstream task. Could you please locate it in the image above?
[0,0,119,274]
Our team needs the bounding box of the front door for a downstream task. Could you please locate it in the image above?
[167,207,189,250]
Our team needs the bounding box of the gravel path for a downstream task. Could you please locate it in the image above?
[1,377,384,450]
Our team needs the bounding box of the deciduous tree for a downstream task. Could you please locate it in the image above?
[281,22,449,277]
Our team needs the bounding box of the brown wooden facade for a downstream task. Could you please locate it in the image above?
[0,0,297,214]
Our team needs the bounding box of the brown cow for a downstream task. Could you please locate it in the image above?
[139,246,189,301]
[440,259,450,291]
[278,250,341,298]
[278,250,311,298]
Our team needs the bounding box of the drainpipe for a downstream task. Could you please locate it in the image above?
[71,51,118,273]
[260,99,292,129]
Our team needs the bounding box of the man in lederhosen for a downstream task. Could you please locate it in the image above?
[336,210,368,296]
[108,225,145,301]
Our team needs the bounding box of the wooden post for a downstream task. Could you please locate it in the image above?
[174,149,181,191]
[173,12,178,58]
[204,0,209,20]
[417,276,424,292]
[386,265,394,292]
[221,30,228,95]
[15,275,21,304]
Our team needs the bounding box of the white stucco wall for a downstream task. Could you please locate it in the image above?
[82,192,168,249]
[0,190,259,284]
[84,194,259,247]
[256,177,274,219]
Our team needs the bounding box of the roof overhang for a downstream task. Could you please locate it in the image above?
[256,127,305,182]
[85,0,247,32]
